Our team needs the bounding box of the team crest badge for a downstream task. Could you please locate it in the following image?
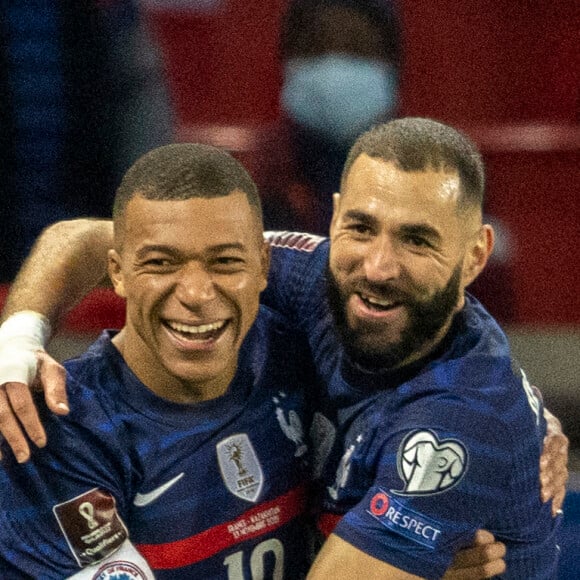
[217,434,264,502]
[94,561,149,579]
[273,392,307,457]
[395,430,468,495]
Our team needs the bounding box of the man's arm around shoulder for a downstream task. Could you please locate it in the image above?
[0,219,113,461]
[308,534,421,579]
[2,218,113,322]
[308,530,506,579]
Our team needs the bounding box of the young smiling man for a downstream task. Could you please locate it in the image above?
[0,144,316,577]
[0,119,568,578]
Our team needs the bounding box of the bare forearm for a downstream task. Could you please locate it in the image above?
[2,219,114,329]
[0,219,112,461]
[308,534,422,580]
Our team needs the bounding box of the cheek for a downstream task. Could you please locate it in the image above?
[124,277,171,314]
[228,279,262,321]
[229,273,264,302]
[330,242,362,275]
[403,249,453,281]
[407,262,459,299]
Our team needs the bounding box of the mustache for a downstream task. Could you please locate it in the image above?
[351,280,415,304]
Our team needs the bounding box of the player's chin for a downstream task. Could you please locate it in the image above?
[346,327,411,369]
[171,354,235,385]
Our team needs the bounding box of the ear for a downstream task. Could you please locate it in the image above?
[329,193,342,237]
[107,249,126,298]
[258,239,271,292]
[462,224,494,288]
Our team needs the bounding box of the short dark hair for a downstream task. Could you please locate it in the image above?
[342,117,485,210]
[113,143,262,222]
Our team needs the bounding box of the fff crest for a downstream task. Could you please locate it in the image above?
[217,434,264,502]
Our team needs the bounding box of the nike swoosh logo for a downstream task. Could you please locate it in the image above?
[133,473,185,507]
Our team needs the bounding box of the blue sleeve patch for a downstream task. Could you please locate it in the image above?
[366,488,445,550]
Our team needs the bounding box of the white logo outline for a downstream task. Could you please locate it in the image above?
[217,433,264,503]
[521,369,541,425]
[133,472,185,507]
[394,429,468,496]
[273,392,307,457]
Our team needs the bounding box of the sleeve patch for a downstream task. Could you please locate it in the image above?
[366,489,445,549]
[394,430,468,495]
[53,488,128,567]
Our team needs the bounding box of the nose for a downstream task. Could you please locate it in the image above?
[363,235,400,283]
[174,262,216,308]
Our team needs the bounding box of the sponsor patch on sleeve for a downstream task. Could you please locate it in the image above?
[367,489,445,550]
[53,488,128,566]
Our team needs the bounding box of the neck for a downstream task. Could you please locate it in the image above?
[112,330,234,404]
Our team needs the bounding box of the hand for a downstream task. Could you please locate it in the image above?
[443,530,506,579]
[540,408,569,515]
[0,351,68,463]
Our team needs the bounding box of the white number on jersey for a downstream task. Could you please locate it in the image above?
[223,538,284,579]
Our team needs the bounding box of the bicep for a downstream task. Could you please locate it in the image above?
[308,534,423,580]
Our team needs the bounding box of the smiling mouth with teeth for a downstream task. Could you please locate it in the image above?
[165,319,228,342]
[359,293,400,312]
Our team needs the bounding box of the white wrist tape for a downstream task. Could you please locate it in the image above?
[0,311,52,386]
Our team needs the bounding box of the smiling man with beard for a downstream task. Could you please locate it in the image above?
[262,118,561,578]
[325,262,462,371]
[0,119,568,579]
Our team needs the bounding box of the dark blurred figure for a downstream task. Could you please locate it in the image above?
[262,0,401,234]
[0,1,172,282]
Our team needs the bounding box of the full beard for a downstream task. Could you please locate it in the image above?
[326,265,462,370]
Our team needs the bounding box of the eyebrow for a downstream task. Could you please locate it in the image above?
[135,245,175,260]
[343,210,377,226]
[207,243,248,255]
[135,242,248,261]
[399,224,442,243]
[343,210,442,242]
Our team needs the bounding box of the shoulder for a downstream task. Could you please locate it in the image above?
[266,231,329,276]
[58,331,128,432]
[64,330,118,375]
[451,298,543,423]
[247,306,314,376]
[265,230,328,253]
[265,231,330,304]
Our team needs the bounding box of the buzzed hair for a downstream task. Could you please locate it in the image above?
[113,143,262,222]
[342,117,486,211]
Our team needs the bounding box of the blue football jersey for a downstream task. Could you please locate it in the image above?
[0,306,316,579]
[262,231,561,580]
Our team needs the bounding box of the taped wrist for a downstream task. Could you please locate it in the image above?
[0,311,52,385]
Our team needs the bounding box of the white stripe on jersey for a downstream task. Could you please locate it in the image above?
[265,231,326,252]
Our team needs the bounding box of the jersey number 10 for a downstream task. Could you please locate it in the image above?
[223,538,284,579]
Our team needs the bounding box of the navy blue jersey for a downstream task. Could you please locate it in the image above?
[262,232,560,580]
[0,307,316,579]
